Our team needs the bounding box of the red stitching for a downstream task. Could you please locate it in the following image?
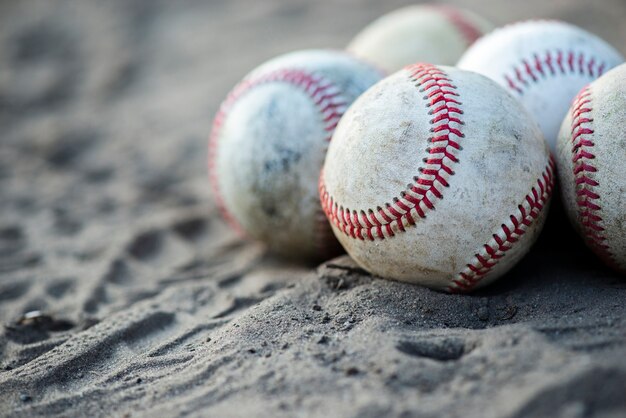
[448,158,556,292]
[208,69,347,252]
[504,50,609,95]
[568,87,616,266]
[431,5,484,46]
[319,63,464,241]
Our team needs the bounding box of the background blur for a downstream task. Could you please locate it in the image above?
[1,1,626,417]
[2,0,626,234]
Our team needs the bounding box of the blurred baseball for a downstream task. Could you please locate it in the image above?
[347,5,493,73]
[556,63,626,273]
[320,64,553,292]
[208,50,382,261]
[458,20,624,151]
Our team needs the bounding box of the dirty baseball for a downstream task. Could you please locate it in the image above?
[320,64,554,292]
[458,20,624,151]
[209,49,382,261]
[556,63,626,273]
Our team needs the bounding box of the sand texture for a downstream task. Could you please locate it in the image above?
[1,1,625,417]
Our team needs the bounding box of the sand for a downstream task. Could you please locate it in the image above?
[0,0,625,417]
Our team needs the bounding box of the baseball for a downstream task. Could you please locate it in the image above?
[556,63,626,273]
[458,20,624,152]
[319,64,554,292]
[347,5,493,73]
[208,49,382,261]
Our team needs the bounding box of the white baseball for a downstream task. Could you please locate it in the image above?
[209,50,382,261]
[347,4,493,73]
[458,20,624,152]
[556,63,626,273]
[320,64,554,292]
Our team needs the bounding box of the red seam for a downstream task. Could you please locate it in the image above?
[504,50,609,95]
[208,69,347,255]
[319,63,464,241]
[447,158,556,293]
[568,86,616,267]
[430,5,484,46]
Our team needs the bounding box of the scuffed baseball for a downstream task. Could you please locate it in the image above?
[320,64,554,292]
[458,20,624,152]
[347,5,493,73]
[209,50,382,261]
[556,63,626,273]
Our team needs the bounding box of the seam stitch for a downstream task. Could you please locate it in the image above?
[448,158,556,293]
[320,63,464,241]
[503,50,608,95]
[208,69,347,252]
[569,86,616,266]
[431,5,484,46]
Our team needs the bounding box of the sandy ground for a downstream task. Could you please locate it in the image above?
[0,0,625,417]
